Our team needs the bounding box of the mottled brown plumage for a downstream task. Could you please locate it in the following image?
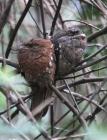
[18,39,55,119]
[18,27,87,119]
[52,27,87,77]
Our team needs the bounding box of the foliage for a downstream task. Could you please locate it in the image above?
[0,0,107,140]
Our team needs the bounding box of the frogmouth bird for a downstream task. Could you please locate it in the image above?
[18,27,87,119]
[52,27,87,78]
[18,39,56,119]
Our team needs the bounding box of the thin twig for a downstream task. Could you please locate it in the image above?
[87,26,107,42]
[74,55,107,73]
[0,86,51,140]
[40,0,47,38]
[34,110,70,139]
[64,81,107,137]
[63,90,106,113]
[52,133,88,140]
[32,96,55,117]
[0,95,31,116]
[88,92,107,124]
[63,19,100,30]
[61,66,107,80]
[50,84,87,129]
[50,102,54,136]
[23,0,43,34]
[5,0,33,58]
[50,0,63,36]
[76,44,107,66]
[53,0,64,28]
[0,0,15,34]
[78,80,107,119]
[64,80,80,113]
[0,57,19,68]
[58,77,107,90]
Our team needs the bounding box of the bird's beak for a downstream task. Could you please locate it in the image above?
[80,34,86,40]
[72,33,86,40]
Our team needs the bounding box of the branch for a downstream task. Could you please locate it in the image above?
[0,0,15,34]
[50,84,87,129]
[5,0,33,58]
[63,19,100,30]
[74,55,107,73]
[52,133,87,140]
[58,77,107,91]
[32,96,55,117]
[63,90,106,113]
[88,92,107,123]
[50,0,63,36]
[64,66,107,80]
[0,85,51,140]
[76,44,107,66]
[23,0,43,34]
[87,26,107,42]
[57,55,107,79]
[53,0,64,28]
[0,95,31,116]
[0,57,19,68]
[40,0,47,38]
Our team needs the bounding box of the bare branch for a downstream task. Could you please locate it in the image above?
[50,84,87,129]
[5,0,33,58]
[40,0,47,38]
[0,0,15,34]
[88,26,107,42]
[50,0,63,36]
[0,57,18,68]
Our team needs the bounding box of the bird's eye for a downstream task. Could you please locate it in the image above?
[75,30,79,34]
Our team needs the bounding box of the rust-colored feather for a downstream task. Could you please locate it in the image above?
[18,39,55,119]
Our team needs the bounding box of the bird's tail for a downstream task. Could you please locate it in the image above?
[30,85,50,120]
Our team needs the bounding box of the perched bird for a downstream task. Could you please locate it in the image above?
[52,27,87,78]
[18,39,56,119]
[18,27,86,119]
